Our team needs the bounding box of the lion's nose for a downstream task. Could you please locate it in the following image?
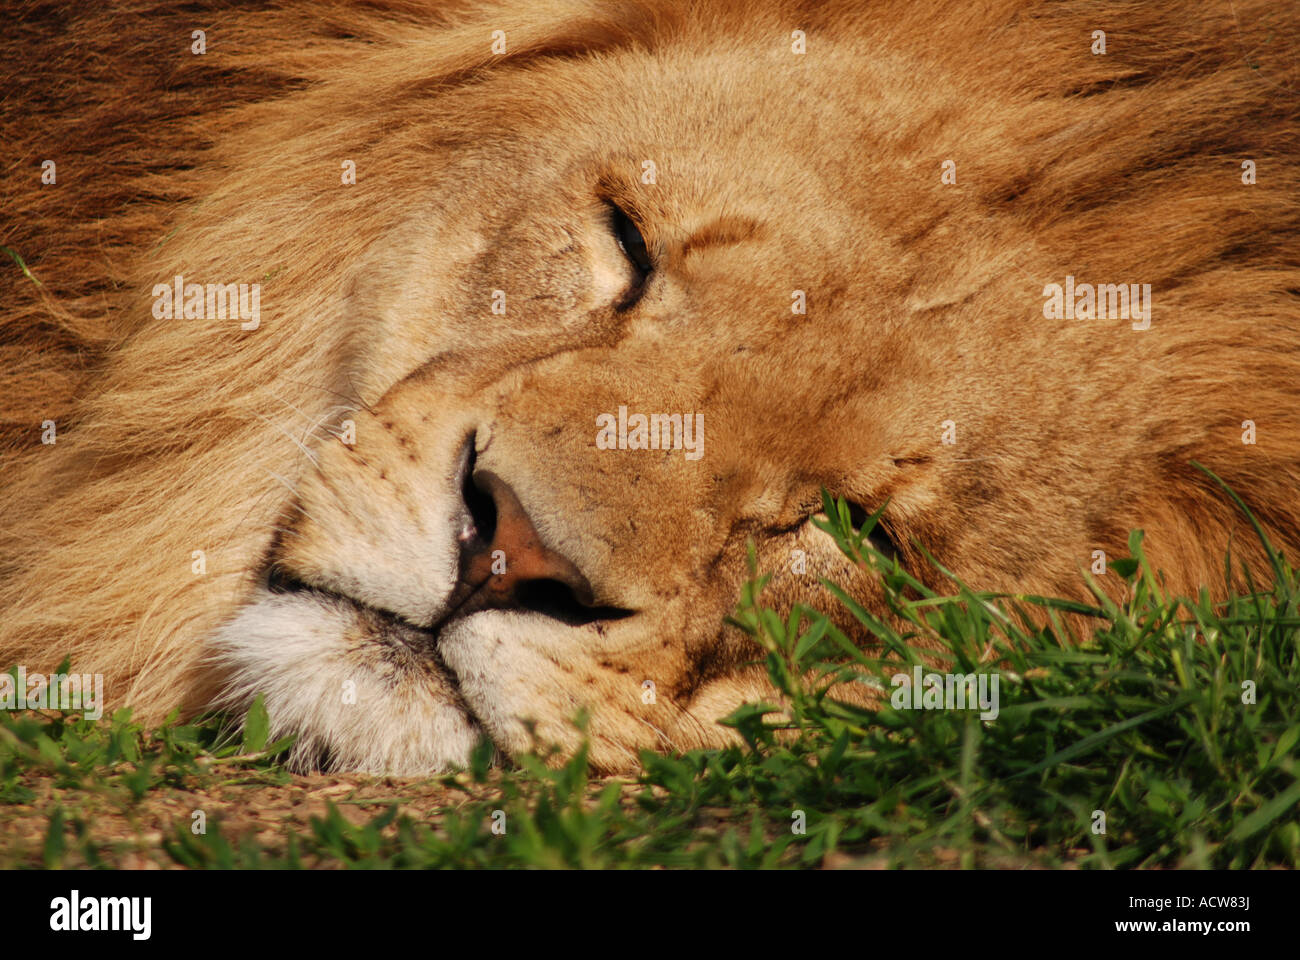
[458,468,597,613]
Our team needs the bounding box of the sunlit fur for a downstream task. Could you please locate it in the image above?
[1,0,1297,771]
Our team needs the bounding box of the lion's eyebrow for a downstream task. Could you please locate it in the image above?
[680,215,763,257]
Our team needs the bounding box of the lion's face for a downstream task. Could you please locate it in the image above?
[6,0,1296,775]
[214,48,911,772]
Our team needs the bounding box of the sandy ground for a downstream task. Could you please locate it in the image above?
[1,772,478,868]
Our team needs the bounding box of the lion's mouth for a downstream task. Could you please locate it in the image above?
[210,430,638,772]
[214,562,635,774]
[262,563,632,647]
[264,565,446,636]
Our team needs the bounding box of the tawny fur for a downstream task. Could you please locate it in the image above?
[1,0,1297,769]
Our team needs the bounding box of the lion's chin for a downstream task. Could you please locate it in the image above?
[208,589,484,775]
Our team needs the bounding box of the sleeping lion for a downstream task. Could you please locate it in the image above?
[2,0,1297,772]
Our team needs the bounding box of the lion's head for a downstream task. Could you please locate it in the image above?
[2,0,1298,772]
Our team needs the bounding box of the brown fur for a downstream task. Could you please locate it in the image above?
[1,0,1298,768]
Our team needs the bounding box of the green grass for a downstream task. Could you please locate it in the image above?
[3,484,1298,868]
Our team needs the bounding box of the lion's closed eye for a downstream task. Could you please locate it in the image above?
[611,204,652,274]
[609,203,653,308]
